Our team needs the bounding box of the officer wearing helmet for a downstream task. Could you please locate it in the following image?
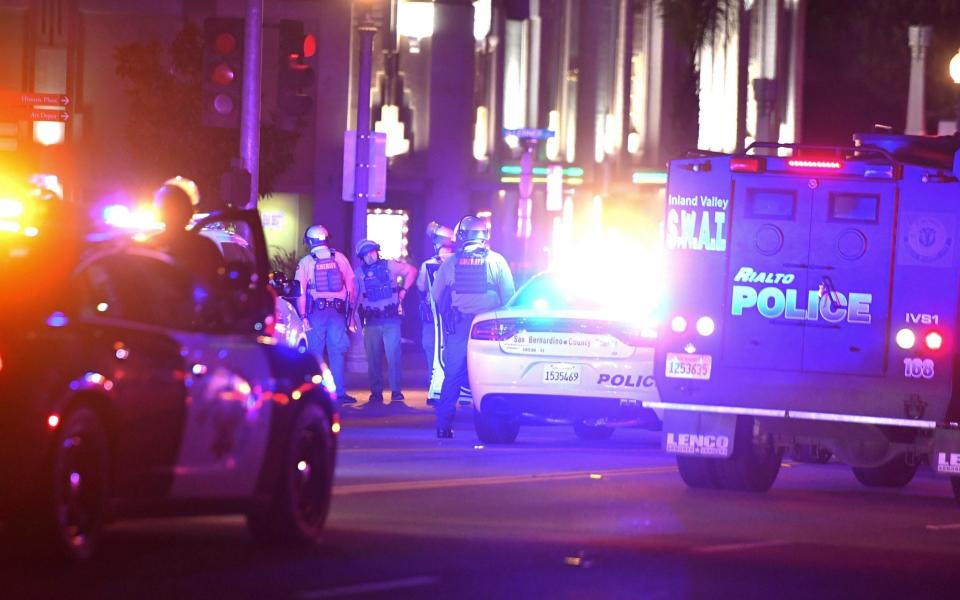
[295,225,356,405]
[430,215,515,438]
[149,176,223,285]
[354,238,417,406]
[417,221,455,398]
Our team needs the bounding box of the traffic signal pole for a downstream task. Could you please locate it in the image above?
[240,0,263,209]
[350,17,378,268]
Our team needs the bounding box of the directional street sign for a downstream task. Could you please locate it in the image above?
[26,109,70,122]
[502,127,555,140]
[0,91,71,121]
[0,91,70,107]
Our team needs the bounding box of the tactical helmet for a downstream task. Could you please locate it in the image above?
[355,238,381,259]
[455,215,490,243]
[304,224,330,248]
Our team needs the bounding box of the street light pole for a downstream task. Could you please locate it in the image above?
[351,10,379,268]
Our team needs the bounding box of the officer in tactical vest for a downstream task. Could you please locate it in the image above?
[354,239,417,406]
[430,215,515,438]
[295,225,356,405]
[416,221,455,398]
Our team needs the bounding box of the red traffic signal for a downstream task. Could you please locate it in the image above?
[202,18,244,128]
[278,20,315,119]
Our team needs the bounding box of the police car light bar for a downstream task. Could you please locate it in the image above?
[787,159,843,170]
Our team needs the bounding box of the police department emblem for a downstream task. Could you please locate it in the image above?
[905,216,951,263]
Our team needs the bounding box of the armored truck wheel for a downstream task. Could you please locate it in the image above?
[676,455,721,489]
[713,416,782,492]
[573,421,615,441]
[851,454,917,488]
[473,409,520,444]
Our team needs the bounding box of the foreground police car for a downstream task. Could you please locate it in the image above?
[468,271,660,443]
[0,208,337,560]
[199,225,309,351]
[654,134,960,502]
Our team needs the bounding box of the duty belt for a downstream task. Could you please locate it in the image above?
[359,303,399,323]
[308,297,347,314]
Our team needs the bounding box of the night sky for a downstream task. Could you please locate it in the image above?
[803,0,960,144]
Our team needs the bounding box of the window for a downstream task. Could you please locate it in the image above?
[746,190,796,220]
[75,253,196,330]
[830,193,879,223]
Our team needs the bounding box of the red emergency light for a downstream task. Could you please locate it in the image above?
[787,159,843,170]
[730,157,764,173]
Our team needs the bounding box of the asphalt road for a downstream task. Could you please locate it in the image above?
[6,389,960,599]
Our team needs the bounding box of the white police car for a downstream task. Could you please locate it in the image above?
[0,208,338,560]
[467,271,661,443]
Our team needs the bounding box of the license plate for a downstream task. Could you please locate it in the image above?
[542,363,582,384]
[665,353,712,380]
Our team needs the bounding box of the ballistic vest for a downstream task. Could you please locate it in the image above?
[360,260,396,306]
[453,247,489,295]
[311,252,344,294]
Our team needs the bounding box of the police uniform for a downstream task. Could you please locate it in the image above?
[295,246,354,402]
[431,241,515,434]
[355,253,416,402]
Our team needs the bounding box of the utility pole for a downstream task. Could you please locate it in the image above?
[240,0,263,209]
[351,9,379,267]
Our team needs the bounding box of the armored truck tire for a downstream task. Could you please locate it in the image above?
[712,416,782,492]
[676,455,721,489]
[851,453,918,489]
[473,408,520,444]
[573,421,615,441]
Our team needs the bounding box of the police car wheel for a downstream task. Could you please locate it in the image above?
[247,403,334,546]
[713,416,782,492]
[573,421,615,441]
[21,406,110,561]
[473,409,520,444]
[851,454,917,489]
[676,455,721,489]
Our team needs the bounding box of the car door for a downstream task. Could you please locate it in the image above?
[73,251,194,499]
[168,214,277,499]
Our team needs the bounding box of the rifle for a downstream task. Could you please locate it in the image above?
[438,284,457,336]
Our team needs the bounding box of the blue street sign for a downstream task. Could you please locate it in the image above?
[502,127,555,140]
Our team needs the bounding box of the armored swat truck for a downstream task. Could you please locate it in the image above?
[650,133,960,501]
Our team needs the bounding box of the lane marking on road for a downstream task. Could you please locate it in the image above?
[925,523,960,531]
[691,540,791,554]
[294,576,438,599]
[334,465,676,496]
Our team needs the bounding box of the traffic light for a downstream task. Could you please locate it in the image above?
[202,17,245,128]
[278,20,315,119]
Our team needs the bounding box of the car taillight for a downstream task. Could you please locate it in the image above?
[696,316,715,336]
[471,319,521,341]
[731,157,764,173]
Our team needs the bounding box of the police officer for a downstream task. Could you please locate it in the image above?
[295,225,356,405]
[416,222,455,398]
[431,215,515,438]
[150,176,223,285]
[354,239,417,406]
